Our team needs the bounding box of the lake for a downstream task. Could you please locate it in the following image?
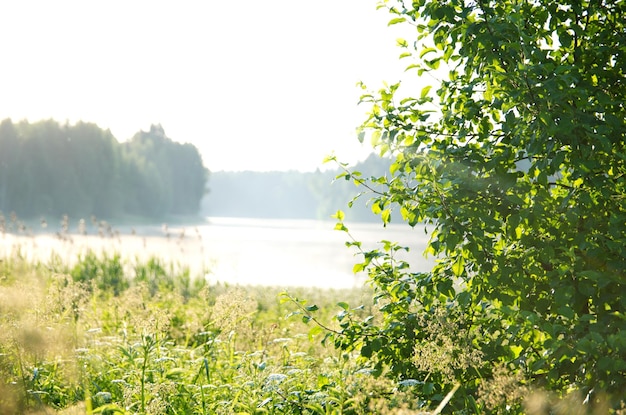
[0,217,434,289]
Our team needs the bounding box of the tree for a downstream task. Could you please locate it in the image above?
[0,119,20,213]
[324,0,626,412]
[123,125,209,218]
[0,120,208,221]
[168,143,208,215]
[67,122,124,218]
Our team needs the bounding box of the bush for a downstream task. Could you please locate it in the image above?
[318,0,626,412]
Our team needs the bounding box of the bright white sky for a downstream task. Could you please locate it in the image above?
[0,1,422,172]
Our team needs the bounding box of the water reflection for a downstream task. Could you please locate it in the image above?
[0,217,434,289]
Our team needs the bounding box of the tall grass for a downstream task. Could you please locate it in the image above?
[1,244,423,415]
[1,218,624,414]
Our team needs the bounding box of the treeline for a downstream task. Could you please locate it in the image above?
[202,154,391,222]
[0,119,208,220]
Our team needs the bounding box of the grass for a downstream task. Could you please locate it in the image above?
[2,229,624,414]
[0,240,424,415]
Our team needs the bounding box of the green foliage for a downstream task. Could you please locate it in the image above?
[2,251,429,415]
[1,246,622,414]
[122,124,208,218]
[133,257,197,298]
[323,0,626,412]
[0,120,208,220]
[67,250,203,301]
[71,251,128,296]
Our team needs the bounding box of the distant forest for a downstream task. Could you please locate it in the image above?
[0,117,391,225]
[202,154,392,223]
[0,119,208,220]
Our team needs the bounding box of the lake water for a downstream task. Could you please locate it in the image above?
[0,217,434,289]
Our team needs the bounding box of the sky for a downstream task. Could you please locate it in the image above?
[0,1,420,172]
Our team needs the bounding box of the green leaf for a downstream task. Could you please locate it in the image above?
[308,325,324,340]
[370,337,382,352]
[381,209,391,224]
[425,57,441,70]
[451,256,465,277]
[361,343,373,358]
[371,201,383,215]
[420,47,437,58]
[557,305,575,320]
[371,130,382,146]
[420,85,432,99]
[484,86,493,102]
[353,263,365,273]
[322,154,336,163]
[510,345,523,359]
[388,17,406,26]
[332,210,345,221]
[457,291,471,306]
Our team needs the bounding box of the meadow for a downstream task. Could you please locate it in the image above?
[0,235,429,415]
[1,222,622,414]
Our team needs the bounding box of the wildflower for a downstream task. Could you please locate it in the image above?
[94,391,112,403]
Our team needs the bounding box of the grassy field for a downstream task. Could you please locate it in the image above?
[0,241,429,415]
[2,235,622,414]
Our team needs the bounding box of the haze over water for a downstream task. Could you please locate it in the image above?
[1,217,434,289]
